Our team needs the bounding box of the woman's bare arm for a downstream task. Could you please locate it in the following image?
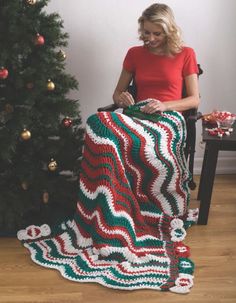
[113,69,135,107]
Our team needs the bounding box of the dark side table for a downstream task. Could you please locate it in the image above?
[197,122,236,224]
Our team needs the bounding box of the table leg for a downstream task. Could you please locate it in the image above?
[198,143,219,225]
[197,144,209,200]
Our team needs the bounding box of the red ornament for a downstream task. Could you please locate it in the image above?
[34,33,45,45]
[0,67,9,79]
[174,241,191,258]
[62,117,73,128]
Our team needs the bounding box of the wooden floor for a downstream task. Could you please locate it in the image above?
[0,175,236,303]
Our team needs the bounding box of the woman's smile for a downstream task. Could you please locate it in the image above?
[143,20,166,52]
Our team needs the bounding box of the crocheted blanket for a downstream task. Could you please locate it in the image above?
[18,103,198,294]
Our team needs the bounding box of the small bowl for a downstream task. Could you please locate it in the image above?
[214,111,236,130]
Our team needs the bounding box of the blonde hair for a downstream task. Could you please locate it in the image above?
[138,3,183,55]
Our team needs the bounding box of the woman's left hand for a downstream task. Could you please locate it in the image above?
[140,99,167,114]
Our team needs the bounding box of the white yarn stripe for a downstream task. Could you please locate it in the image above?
[140,211,162,219]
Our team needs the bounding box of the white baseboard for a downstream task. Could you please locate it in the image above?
[193,156,236,175]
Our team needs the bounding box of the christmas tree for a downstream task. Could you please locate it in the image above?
[0,0,84,235]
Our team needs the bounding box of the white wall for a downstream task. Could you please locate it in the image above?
[46,0,236,174]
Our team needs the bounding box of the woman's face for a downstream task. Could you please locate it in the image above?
[142,21,166,51]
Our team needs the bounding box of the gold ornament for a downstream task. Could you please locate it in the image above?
[57,49,66,61]
[21,128,31,141]
[42,191,49,204]
[48,159,58,171]
[26,0,37,5]
[21,181,28,190]
[47,79,55,91]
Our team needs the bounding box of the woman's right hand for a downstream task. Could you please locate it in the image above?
[117,91,135,108]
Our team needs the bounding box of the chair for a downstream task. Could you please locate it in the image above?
[98,64,203,190]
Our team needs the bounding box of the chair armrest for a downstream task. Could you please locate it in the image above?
[196,112,203,120]
[188,112,203,122]
[184,109,202,122]
[97,104,119,112]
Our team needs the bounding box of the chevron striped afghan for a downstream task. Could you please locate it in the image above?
[18,102,198,294]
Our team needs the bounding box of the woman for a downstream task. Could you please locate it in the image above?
[18,3,199,294]
[113,4,199,111]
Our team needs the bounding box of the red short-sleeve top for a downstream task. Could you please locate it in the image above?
[123,46,198,102]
